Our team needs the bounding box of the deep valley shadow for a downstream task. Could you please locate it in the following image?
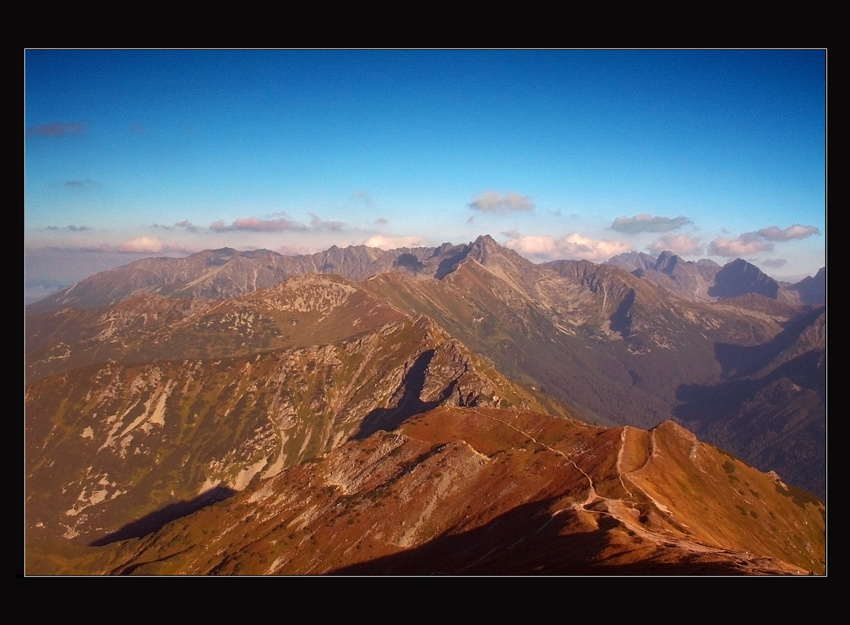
[713,306,825,377]
[325,497,775,576]
[674,349,825,498]
[89,485,237,546]
[354,349,455,439]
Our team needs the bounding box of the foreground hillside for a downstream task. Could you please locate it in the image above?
[30,408,824,575]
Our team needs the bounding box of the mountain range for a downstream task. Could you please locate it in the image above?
[25,235,826,574]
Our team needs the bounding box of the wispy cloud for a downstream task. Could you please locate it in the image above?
[352,190,374,206]
[27,122,86,138]
[175,220,199,233]
[468,191,535,214]
[761,258,787,268]
[611,214,692,234]
[64,179,97,189]
[647,233,703,256]
[504,232,632,262]
[375,217,389,225]
[152,220,200,233]
[309,213,344,232]
[757,224,820,241]
[43,224,93,231]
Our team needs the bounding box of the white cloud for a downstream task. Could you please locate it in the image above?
[364,234,425,250]
[504,232,632,262]
[468,191,535,213]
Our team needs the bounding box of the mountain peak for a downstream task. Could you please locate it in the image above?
[709,258,779,299]
[468,234,500,260]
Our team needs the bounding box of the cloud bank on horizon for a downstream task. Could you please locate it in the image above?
[25,49,825,299]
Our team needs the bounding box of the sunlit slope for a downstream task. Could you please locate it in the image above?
[67,407,823,575]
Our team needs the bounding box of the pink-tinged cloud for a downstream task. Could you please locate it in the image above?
[27,122,86,137]
[708,233,774,257]
[757,224,820,241]
[468,191,535,213]
[505,232,632,262]
[647,233,703,256]
[210,216,308,232]
[91,238,196,255]
[364,234,425,249]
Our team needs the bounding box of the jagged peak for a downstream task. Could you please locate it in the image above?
[653,251,680,274]
[467,234,533,268]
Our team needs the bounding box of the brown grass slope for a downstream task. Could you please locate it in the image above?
[50,407,824,576]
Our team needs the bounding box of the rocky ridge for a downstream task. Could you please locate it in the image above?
[55,407,824,575]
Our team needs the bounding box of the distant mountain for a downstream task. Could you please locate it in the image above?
[25,236,826,574]
[607,251,721,301]
[792,267,826,305]
[709,258,779,299]
[26,242,475,314]
[606,251,820,308]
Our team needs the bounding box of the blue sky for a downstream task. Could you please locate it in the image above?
[25,49,826,300]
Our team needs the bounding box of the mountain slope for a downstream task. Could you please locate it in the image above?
[51,407,824,576]
[26,279,567,548]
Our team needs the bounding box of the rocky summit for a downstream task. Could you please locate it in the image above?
[25,236,826,575]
